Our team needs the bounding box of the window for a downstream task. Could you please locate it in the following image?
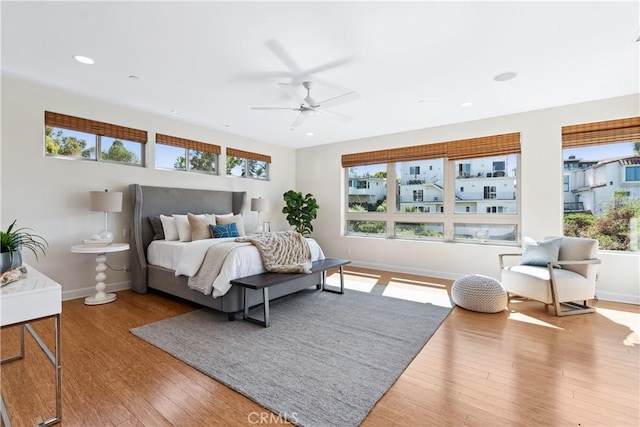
[342,133,520,245]
[397,159,443,214]
[226,148,270,180]
[44,111,146,165]
[483,186,497,200]
[625,165,640,182]
[458,163,471,178]
[395,222,444,239]
[155,133,219,174]
[347,220,386,236]
[347,164,387,212]
[562,117,640,251]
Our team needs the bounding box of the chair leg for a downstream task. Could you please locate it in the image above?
[555,301,596,316]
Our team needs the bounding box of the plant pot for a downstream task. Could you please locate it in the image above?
[0,250,22,274]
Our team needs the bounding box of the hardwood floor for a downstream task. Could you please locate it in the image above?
[1,266,638,426]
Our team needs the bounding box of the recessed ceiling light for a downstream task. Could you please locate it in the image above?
[170,110,179,114]
[494,72,517,82]
[306,132,314,136]
[128,75,139,80]
[461,102,473,107]
[73,55,94,65]
[223,124,230,128]
[418,99,426,103]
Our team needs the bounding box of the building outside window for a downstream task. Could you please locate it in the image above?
[343,133,520,244]
[561,117,640,251]
[562,141,640,251]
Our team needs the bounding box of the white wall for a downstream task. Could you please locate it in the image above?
[297,94,640,304]
[3,75,638,304]
[1,76,296,300]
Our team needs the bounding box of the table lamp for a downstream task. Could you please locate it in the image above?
[250,197,269,233]
[89,189,123,243]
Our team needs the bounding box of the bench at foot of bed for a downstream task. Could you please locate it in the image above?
[229,258,351,327]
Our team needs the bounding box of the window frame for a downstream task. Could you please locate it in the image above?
[226,148,271,181]
[44,111,147,166]
[45,126,145,166]
[344,154,521,245]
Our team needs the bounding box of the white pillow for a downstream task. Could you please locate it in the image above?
[173,214,204,242]
[160,214,179,241]
[216,214,246,236]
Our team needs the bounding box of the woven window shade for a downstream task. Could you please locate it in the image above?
[342,142,448,168]
[44,111,147,143]
[562,117,640,148]
[342,132,520,167]
[446,132,520,161]
[156,133,220,154]
[227,148,271,163]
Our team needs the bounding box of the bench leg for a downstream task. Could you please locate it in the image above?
[242,287,271,328]
[321,266,345,295]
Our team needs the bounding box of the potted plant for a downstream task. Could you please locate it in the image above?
[0,220,48,273]
[282,190,319,235]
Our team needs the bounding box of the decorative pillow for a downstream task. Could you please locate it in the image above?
[188,213,216,241]
[172,214,193,242]
[148,216,165,240]
[210,223,239,238]
[160,214,179,241]
[520,237,563,267]
[216,214,246,236]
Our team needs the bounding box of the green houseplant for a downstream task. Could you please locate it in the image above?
[0,219,48,273]
[282,190,319,235]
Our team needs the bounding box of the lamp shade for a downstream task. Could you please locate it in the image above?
[90,190,123,212]
[250,197,268,212]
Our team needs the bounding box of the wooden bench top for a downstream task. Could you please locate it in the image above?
[230,258,350,290]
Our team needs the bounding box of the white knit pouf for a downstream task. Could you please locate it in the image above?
[451,274,507,313]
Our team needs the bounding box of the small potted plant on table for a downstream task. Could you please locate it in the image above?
[0,220,48,273]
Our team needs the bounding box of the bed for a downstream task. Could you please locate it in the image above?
[129,184,325,319]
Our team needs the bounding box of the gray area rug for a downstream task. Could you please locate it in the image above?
[130,287,451,427]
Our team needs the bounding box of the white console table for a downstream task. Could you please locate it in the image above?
[70,243,129,305]
[0,263,62,426]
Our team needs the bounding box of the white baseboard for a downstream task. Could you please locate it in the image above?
[348,260,460,281]
[595,291,640,305]
[62,280,132,302]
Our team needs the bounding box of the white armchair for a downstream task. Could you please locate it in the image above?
[499,236,601,316]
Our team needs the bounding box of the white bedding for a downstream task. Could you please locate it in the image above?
[147,237,325,297]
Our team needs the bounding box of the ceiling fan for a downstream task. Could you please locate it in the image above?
[251,81,359,129]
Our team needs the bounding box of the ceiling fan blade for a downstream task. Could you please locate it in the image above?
[316,91,360,109]
[290,113,308,129]
[278,83,306,105]
[265,39,302,74]
[290,56,355,86]
[316,109,353,122]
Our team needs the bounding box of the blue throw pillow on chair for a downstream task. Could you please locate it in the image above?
[210,223,240,238]
[520,237,562,267]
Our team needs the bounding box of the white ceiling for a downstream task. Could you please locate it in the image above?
[2,1,639,149]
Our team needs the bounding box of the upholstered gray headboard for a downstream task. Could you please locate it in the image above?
[129,184,247,293]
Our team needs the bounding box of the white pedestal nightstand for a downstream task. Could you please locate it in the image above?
[0,263,62,426]
[70,243,129,305]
